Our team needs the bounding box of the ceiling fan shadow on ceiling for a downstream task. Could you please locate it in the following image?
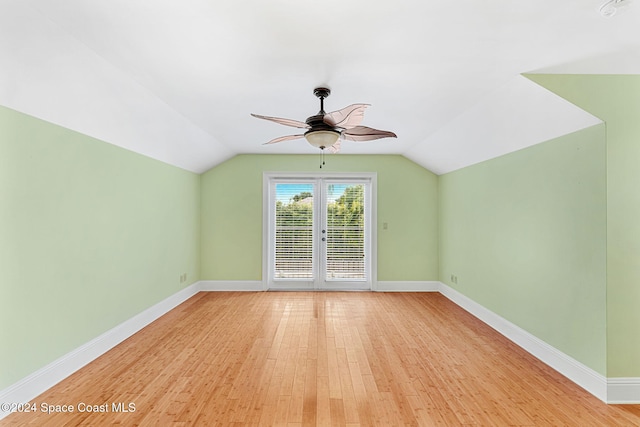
[251,87,397,168]
[599,0,633,16]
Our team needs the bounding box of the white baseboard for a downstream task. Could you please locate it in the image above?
[438,282,610,402]
[375,281,440,292]
[608,378,640,404]
[0,282,201,420]
[202,280,441,292]
[199,280,264,291]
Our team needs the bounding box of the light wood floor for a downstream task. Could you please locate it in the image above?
[3,292,640,426]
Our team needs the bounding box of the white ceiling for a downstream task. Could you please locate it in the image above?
[1,0,639,174]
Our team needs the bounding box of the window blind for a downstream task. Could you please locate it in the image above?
[325,184,366,280]
[273,183,314,279]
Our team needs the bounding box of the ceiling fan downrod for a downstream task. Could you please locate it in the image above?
[313,87,331,114]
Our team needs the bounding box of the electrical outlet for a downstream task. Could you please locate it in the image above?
[383,222,388,230]
[450,274,458,284]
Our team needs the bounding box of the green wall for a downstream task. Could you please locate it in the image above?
[439,125,607,374]
[0,106,201,390]
[526,74,640,378]
[200,154,439,282]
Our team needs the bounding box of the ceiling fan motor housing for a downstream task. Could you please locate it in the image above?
[305,114,338,133]
[304,114,340,149]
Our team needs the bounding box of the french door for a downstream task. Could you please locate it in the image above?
[264,174,375,290]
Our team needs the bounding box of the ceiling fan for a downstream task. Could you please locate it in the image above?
[251,87,396,165]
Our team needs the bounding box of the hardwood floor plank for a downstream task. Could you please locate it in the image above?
[316,374,331,426]
[286,348,307,423]
[3,292,639,426]
[329,398,346,426]
[336,348,359,424]
[302,358,318,426]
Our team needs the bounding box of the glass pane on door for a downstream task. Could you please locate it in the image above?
[325,183,366,281]
[274,183,314,279]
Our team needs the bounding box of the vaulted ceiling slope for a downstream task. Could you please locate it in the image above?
[1,1,639,174]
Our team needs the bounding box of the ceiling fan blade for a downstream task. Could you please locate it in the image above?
[328,139,342,154]
[251,113,310,129]
[342,126,397,142]
[262,134,305,145]
[323,104,369,129]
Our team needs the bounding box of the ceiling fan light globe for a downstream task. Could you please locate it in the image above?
[305,130,340,149]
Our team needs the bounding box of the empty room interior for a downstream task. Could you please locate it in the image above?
[2,1,640,425]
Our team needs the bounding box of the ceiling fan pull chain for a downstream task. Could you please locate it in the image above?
[320,149,325,169]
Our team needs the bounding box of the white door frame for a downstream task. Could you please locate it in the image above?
[263,172,377,291]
